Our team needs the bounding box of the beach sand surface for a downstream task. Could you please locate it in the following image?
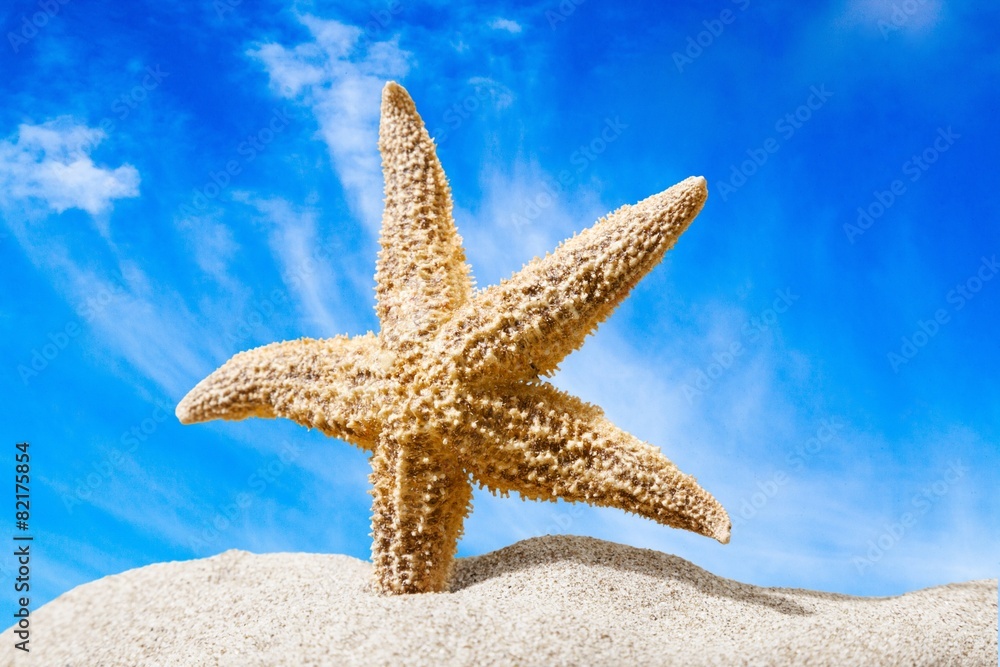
[2,535,996,666]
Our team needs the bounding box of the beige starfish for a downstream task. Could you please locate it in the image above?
[177,81,730,595]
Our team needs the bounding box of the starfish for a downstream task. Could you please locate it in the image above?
[177,81,731,595]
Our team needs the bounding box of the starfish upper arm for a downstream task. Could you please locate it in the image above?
[443,177,707,382]
[458,380,730,543]
[374,82,473,346]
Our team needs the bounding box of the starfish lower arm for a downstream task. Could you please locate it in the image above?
[457,381,730,543]
[369,428,472,594]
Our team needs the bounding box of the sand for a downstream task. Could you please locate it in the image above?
[2,535,996,666]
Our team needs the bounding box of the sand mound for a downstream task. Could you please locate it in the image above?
[3,535,996,666]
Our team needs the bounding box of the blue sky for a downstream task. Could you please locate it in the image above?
[1,0,997,607]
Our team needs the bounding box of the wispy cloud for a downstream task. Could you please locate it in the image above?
[60,260,213,395]
[5,218,216,398]
[47,452,205,550]
[461,159,612,287]
[248,14,410,231]
[174,212,241,289]
[0,118,139,216]
[235,193,347,337]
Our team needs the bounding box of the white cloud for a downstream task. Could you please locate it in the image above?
[248,15,410,231]
[489,18,523,34]
[0,118,139,216]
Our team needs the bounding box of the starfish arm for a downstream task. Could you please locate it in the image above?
[458,381,730,543]
[369,427,472,594]
[444,177,707,383]
[175,334,383,450]
[374,82,473,346]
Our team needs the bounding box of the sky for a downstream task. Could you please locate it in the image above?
[0,0,997,608]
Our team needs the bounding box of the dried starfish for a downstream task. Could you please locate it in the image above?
[177,82,731,594]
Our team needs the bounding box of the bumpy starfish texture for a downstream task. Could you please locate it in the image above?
[177,81,731,595]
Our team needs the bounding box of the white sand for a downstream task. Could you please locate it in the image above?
[2,535,996,666]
